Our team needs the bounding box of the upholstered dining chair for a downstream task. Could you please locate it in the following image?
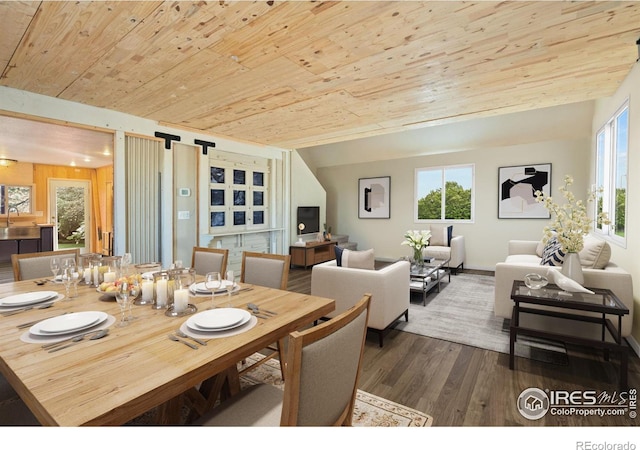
[240,251,291,290]
[195,294,371,426]
[11,249,80,281]
[239,251,292,379]
[191,247,229,276]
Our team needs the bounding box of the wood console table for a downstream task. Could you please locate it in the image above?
[289,240,337,268]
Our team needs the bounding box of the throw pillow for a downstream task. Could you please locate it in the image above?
[341,248,375,270]
[540,237,565,266]
[429,224,453,246]
[536,231,557,257]
[578,235,611,269]
[334,246,344,267]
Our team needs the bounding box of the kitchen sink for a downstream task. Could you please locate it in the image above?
[0,226,41,240]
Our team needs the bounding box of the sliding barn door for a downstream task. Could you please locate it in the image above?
[125,136,163,264]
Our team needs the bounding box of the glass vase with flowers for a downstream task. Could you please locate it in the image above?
[401,229,432,271]
[534,175,610,283]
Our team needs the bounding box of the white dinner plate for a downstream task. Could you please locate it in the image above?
[0,291,59,307]
[187,308,251,331]
[190,280,233,294]
[30,311,108,336]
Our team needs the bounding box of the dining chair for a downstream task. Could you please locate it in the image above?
[240,251,291,290]
[11,249,80,281]
[239,251,291,379]
[191,246,229,276]
[195,294,371,426]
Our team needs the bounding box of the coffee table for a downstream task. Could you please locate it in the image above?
[509,280,629,389]
[409,258,450,306]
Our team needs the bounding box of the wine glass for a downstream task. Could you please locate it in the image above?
[61,266,74,299]
[120,252,132,276]
[224,270,235,307]
[204,271,221,310]
[50,257,60,281]
[115,281,131,327]
[127,276,140,322]
[64,260,80,298]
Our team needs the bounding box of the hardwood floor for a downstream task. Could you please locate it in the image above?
[288,265,640,427]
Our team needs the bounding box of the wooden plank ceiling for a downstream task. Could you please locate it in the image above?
[1,1,639,150]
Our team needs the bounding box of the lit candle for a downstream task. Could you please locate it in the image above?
[83,268,92,284]
[174,288,189,313]
[142,280,154,301]
[103,271,116,283]
[155,279,168,307]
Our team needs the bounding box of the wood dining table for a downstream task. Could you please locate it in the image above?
[0,276,334,426]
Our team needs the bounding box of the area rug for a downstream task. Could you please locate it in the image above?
[395,272,568,364]
[238,353,433,427]
[126,353,433,426]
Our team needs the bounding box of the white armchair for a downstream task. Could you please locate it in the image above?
[423,235,465,274]
[311,260,410,347]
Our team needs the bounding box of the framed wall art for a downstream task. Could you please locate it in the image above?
[498,163,551,219]
[358,176,390,219]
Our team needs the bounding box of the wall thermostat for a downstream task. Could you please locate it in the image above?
[178,188,191,197]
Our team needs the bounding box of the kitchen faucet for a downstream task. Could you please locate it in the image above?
[5,206,18,227]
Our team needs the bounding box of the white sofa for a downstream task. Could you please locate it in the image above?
[310,259,410,347]
[495,239,634,338]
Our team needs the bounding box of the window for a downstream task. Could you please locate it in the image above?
[414,164,474,222]
[0,184,34,216]
[208,159,269,232]
[595,101,628,244]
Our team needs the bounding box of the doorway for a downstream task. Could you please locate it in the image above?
[48,179,91,254]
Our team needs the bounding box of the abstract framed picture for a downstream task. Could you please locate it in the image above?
[498,163,551,219]
[358,176,390,219]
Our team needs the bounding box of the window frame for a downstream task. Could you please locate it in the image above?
[208,160,269,233]
[0,184,35,216]
[594,100,628,247]
[413,163,475,223]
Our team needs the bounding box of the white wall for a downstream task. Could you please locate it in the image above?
[1,86,291,263]
[290,150,326,244]
[592,62,640,345]
[317,138,591,270]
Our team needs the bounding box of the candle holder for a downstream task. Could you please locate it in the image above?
[164,303,197,317]
[164,268,196,317]
[135,277,155,306]
[152,271,170,310]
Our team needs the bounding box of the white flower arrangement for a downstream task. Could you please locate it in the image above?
[534,175,610,253]
[401,229,432,260]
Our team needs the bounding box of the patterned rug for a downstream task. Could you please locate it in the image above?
[126,353,432,426]
[238,353,432,427]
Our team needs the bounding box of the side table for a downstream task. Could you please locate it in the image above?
[509,280,629,389]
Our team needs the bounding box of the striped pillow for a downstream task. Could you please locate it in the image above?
[540,237,565,266]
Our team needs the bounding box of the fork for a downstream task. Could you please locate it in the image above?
[175,329,207,346]
[1,302,54,316]
[168,334,198,350]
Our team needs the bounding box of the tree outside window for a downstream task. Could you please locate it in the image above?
[595,102,627,244]
[415,165,474,222]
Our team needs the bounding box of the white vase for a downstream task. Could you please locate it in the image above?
[561,252,584,285]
